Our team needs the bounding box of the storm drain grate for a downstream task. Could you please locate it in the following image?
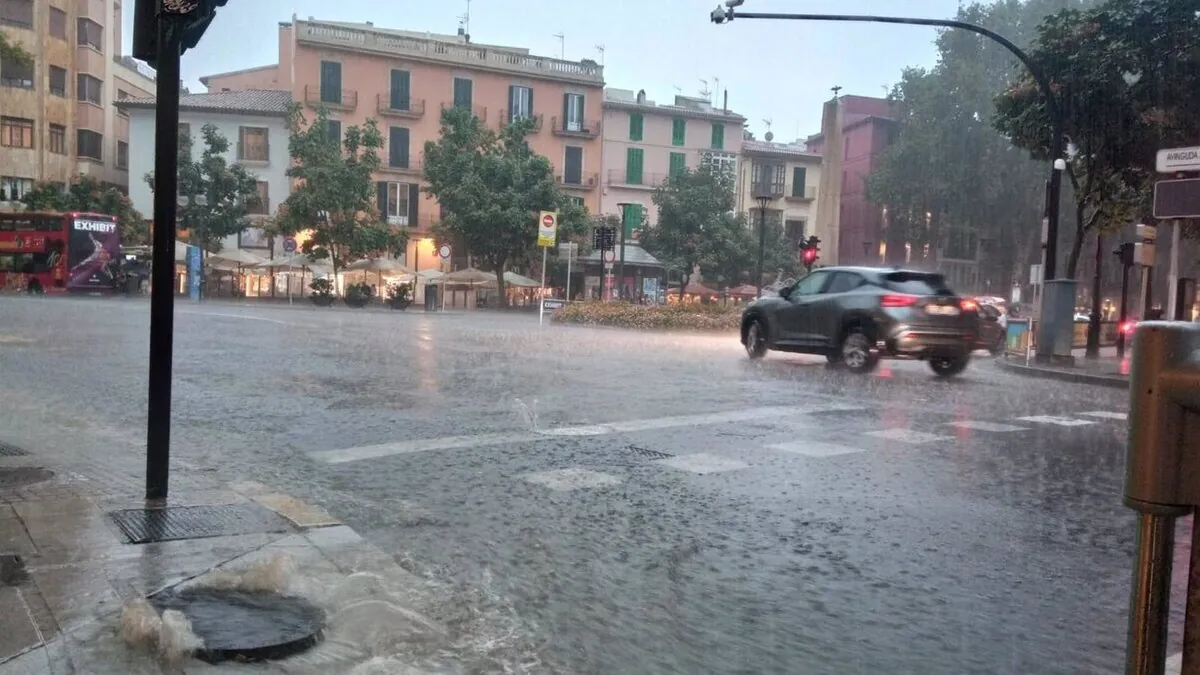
[0,467,54,488]
[0,555,29,586]
[109,503,294,545]
[626,445,674,460]
[0,441,29,457]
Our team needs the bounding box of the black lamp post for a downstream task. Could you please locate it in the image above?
[755,196,770,298]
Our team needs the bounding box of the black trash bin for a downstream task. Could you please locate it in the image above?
[424,283,439,311]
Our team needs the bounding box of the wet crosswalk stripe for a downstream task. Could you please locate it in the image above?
[947,420,1029,432]
[768,440,866,457]
[654,453,749,475]
[1078,411,1127,421]
[1016,415,1096,427]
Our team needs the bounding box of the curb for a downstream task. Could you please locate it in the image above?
[995,356,1129,389]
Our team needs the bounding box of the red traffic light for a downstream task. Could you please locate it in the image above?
[802,248,817,263]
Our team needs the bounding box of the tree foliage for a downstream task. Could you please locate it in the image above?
[868,0,1090,287]
[274,105,404,276]
[993,0,1200,273]
[145,124,261,252]
[22,175,145,245]
[0,33,32,66]
[422,107,587,303]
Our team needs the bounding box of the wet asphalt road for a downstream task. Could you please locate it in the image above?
[0,296,1158,674]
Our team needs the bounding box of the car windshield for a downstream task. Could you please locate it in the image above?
[882,272,954,296]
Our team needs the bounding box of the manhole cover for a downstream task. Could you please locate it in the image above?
[0,555,29,586]
[0,467,54,488]
[150,588,324,663]
[626,445,673,460]
[109,504,294,545]
[0,442,29,457]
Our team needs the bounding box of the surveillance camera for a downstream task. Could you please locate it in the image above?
[710,6,728,23]
[725,0,745,6]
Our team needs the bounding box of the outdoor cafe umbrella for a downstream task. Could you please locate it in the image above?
[251,253,331,302]
[344,257,416,290]
[443,267,494,285]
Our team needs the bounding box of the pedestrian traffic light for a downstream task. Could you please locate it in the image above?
[799,235,820,270]
[133,0,229,67]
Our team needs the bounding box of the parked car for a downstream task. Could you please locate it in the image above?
[975,302,1007,355]
[740,266,979,377]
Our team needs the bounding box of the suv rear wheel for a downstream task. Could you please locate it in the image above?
[840,330,879,374]
[929,353,970,377]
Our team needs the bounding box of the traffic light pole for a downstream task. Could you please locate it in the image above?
[145,15,181,504]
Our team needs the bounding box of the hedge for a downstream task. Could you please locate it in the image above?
[551,301,740,332]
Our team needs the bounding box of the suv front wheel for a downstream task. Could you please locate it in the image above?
[744,319,768,360]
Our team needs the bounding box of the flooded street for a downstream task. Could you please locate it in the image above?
[0,297,1152,673]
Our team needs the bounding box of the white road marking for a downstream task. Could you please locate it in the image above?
[768,440,866,457]
[312,402,864,465]
[1016,415,1095,427]
[1167,652,1181,675]
[177,310,290,325]
[864,428,955,444]
[947,420,1029,433]
[1078,411,1127,421]
[524,468,622,491]
[655,453,750,474]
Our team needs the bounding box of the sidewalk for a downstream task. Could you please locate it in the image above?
[0,465,451,673]
[995,346,1130,389]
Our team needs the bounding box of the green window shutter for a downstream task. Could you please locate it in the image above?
[390,70,410,110]
[792,167,807,197]
[319,61,341,104]
[672,118,685,146]
[669,152,686,177]
[711,123,724,150]
[626,148,643,184]
[453,78,472,108]
[629,113,643,141]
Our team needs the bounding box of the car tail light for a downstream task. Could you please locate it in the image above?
[1120,320,1137,335]
[880,294,919,308]
[960,299,978,311]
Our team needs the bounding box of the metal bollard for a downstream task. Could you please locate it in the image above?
[1125,322,1200,675]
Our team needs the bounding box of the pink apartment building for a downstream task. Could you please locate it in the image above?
[200,17,605,271]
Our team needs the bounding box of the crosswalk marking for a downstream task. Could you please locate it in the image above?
[1078,411,1127,421]
[1016,415,1095,427]
[524,468,622,491]
[769,440,866,457]
[864,429,955,444]
[948,421,1029,433]
[655,453,749,475]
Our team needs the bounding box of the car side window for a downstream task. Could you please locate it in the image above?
[788,271,830,298]
[823,272,861,294]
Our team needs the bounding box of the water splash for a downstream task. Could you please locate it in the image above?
[512,398,540,431]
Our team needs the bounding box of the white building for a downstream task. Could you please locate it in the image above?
[118,90,292,255]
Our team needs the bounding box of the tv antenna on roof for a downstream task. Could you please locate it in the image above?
[595,44,605,66]
[699,79,710,99]
[553,32,564,58]
[459,0,470,36]
[831,85,843,99]
[763,118,773,142]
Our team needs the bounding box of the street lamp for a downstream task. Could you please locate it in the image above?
[753,162,783,298]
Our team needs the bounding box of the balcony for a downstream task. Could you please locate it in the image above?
[380,158,423,176]
[377,94,425,119]
[500,110,543,132]
[550,116,600,139]
[785,186,818,201]
[295,19,604,86]
[556,173,598,190]
[439,102,487,122]
[303,85,358,111]
[606,169,668,189]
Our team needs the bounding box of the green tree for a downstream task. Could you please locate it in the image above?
[0,34,32,66]
[274,105,404,278]
[145,124,261,253]
[22,175,146,245]
[422,107,585,304]
[993,0,1200,274]
[641,167,748,297]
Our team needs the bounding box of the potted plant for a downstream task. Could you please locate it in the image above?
[309,278,335,307]
[386,282,413,310]
[344,281,373,308]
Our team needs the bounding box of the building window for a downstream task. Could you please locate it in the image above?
[77,129,102,161]
[566,196,584,208]
[178,123,191,140]
[669,152,686,177]
[48,7,66,38]
[700,150,737,180]
[326,120,341,148]
[76,74,102,105]
[0,177,34,202]
[1,58,33,89]
[48,124,65,154]
[389,69,410,111]
[49,66,66,96]
[1,117,33,148]
[248,181,269,215]
[388,126,409,168]
[508,85,533,122]
[628,113,643,141]
[318,60,342,104]
[115,89,130,117]
[452,77,472,109]
[377,181,411,225]
[625,147,643,185]
[711,123,724,150]
[115,140,128,169]
[785,219,806,243]
[563,93,584,132]
[751,162,785,197]
[0,0,33,28]
[77,18,103,51]
[671,118,686,146]
[563,146,583,185]
[791,167,808,197]
[237,126,269,161]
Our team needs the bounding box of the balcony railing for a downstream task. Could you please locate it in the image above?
[500,110,543,132]
[556,172,598,190]
[440,102,488,122]
[786,186,818,201]
[551,116,600,138]
[380,158,423,175]
[606,169,668,188]
[296,20,604,85]
[377,94,425,119]
[304,85,358,110]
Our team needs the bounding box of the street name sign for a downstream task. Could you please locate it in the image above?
[1156,146,1200,173]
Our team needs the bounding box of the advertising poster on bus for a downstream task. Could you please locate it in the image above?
[67,216,120,291]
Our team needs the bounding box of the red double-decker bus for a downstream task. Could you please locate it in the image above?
[0,212,120,294]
